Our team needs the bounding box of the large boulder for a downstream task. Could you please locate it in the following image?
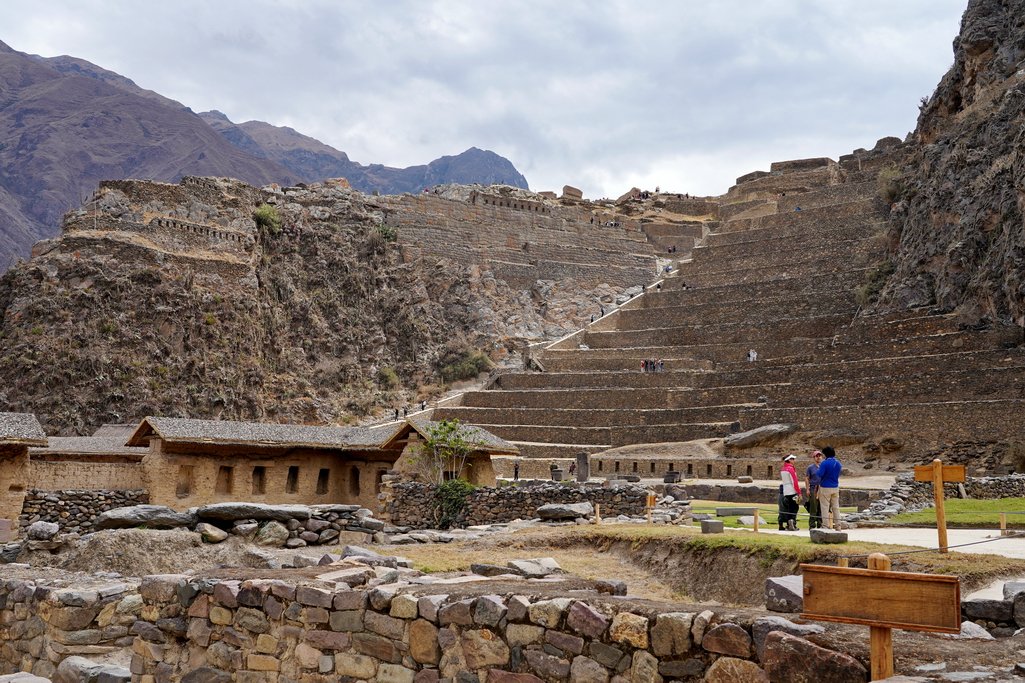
[197,503,311,522]
[253,521,289,547]
[536,502,594,520]
[95,505,196,530]
[761,632,867,682]
[26,521,59,540]
[751,616,824,660]
[724,423,799,449]
[54,656,131,683]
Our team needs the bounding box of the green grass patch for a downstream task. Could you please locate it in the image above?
[688,500,856,529]
[889,498,1025,528]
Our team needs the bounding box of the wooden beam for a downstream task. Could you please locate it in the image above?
[867,553,894,681]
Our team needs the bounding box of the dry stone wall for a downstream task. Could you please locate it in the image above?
[384,482,650,529]
[18,490,149,537]
[131,574,868,682]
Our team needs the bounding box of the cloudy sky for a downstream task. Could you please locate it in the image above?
[4,1,965,198]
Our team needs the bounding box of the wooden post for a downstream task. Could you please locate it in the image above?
[646,493,655,524]
[753,509,760,533]
[837,557,849,568]
[867,553,894,680]
[932,460,948,553]
[1001,513,1007,537]
[594,504,601,525]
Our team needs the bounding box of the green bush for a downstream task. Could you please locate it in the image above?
[855,260,896,306]
[877,166,903,204]
[376,366,399,389]
[377,224,398,242]
[438,349,492,383]
[435,478,476,529]
[253,204,282,235]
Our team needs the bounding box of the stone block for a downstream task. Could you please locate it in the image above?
[609,612,648,649]
[704,656,769,683]
[303,629,350,651]
[765,575,803,613]
[377,664,416,683]
[1003,582,1025,600]
[335,652,377,678]
[700,519,724,534]
[528,598,572,628]
[701,622,752,657]
[567,601,609,639]
[409,619,440,664]
[762,631,867,682]
[650,611,693,656]
[473,595,507,627]
[751,615,825,660]
[461,628,511,669]
[417,594,447,623]
[570,656,609,682]
[810,528,848,544]
[963,599,1013,624]
[717,507,757,516]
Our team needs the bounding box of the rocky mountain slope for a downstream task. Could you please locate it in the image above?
[877,0,1025,326]
[0,177,609,435]
[199,111,529,194]
[0,41,528,269]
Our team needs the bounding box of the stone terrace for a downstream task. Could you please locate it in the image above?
[434,151,1025,472]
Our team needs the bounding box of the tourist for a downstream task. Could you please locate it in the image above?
[393,408,399,420]
[779,454,801,531]
[658,359,664,372]
[513,463,520,481]
[421,399,427,411]
[403,407,408,418]
[817,446,842,530]
[805,450,824,529]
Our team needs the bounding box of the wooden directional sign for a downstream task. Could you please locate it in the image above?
[801,563,961,633]
[913,463,966,483]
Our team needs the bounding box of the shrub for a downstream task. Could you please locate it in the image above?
[203,313,217,325]
[253,204,282,235]
[377,224,398,242]
[877,166,903,204]
[438,348,493,383]
[855,260,896,306]
[435,478,476,529]
[376,366,400,389]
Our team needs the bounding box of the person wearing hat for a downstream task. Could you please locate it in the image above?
[779,454,802,531]
[805,450,824,529]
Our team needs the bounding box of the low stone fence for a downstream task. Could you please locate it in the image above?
[0,576,140,677]
[384,482,650,529]
[131,574,868,682]
[18,489,149,536]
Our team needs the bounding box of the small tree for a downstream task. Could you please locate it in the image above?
[413,419,474,486]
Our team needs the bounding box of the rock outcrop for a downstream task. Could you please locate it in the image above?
[878,0,1025,326]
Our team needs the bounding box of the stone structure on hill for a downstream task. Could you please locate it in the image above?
[435,148,1025,476]
[0,175,692,435]
[0,413,46,539]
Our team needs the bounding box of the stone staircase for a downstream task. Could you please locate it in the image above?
[434,153,1025,477]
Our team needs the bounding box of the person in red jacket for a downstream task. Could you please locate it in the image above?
[779,454,802,531]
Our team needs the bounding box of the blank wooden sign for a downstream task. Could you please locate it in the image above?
[800,564,961,633]
[913,463,966,483]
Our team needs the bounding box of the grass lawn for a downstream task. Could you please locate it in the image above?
[889,497,1025,528]
[688,499,857,529]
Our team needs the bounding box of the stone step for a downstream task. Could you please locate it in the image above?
[436,404,749,427]
[705,213,883,247]
[495,369,709,390]
[741,398,1025,452]
[540,355,711,372]
[717,198,881,234]
[653,269,868,299]
[510,442,609,461]
[461,387,677,410]
[675,237,885,277]
[664,251,878,288]
[479,421,734,450]
[579,313,850,349]
[613,290,857,331]
[692,222,884,261]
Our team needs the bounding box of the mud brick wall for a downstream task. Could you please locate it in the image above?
[383,482,650,529]
[18,489,149,536]
[0,577,140,678]
[132,574,868,682]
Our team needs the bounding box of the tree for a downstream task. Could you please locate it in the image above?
[413,419,474,486]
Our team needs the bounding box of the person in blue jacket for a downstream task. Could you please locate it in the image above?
[816,446,842,530]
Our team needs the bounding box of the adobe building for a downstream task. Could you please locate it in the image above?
[0,412,46,541]
[124,417,516,510]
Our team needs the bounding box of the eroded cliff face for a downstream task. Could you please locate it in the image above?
[879,0,1025,326]
[0,178,609,434]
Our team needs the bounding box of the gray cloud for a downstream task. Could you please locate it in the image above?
[3,0,965,197]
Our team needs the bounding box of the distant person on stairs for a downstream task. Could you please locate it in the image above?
[817,446,842,530]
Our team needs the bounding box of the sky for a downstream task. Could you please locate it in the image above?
[3,1,966,199]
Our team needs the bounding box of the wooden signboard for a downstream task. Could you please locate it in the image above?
[913,459,966,553]
[802,553,961,681]
[801,563,961,633]
[913,463,966,483]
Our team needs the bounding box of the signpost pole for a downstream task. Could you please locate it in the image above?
[867,553,894,680]
[753,509,759,533]
[932,460,949,553]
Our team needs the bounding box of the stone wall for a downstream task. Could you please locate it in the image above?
[28,461,145,492]
[0,447,29,533]
[18,489,149,536]
[383,482,650,529]
[130,574,867,682]
[0,575,140,677]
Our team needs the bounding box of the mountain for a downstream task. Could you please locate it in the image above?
[0,40,297,269]
[199,111,529,194]
[0,41,529,269]
[876,0,1025,326]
